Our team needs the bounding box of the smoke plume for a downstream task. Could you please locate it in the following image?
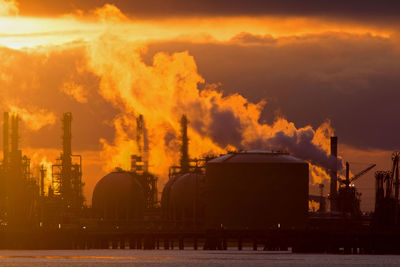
[84,33,339,184]
[8,104,56,131]
[0,3,345,191]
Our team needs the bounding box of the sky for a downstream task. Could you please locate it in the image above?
[1,0,399,210]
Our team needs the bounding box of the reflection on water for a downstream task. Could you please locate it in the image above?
[0,255,174,260]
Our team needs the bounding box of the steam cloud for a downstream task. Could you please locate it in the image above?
[0,3,344,191]
[84,34,339,184]
[8,104,56,131]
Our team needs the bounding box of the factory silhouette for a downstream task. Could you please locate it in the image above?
[0,111,400,253]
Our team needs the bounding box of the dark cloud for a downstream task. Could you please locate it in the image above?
[208,103,242,148]
[145,33,400,151]
[231,33,277,46]
[17,0,400,20]
[265,130,341,171]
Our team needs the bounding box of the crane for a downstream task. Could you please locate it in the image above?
[336,161,376,216]
[340,162,377,188]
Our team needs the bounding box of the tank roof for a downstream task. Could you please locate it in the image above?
[92,171,145,208]
[208,150,307,164]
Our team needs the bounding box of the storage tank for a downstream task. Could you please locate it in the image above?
[205,151,309,230]
[92,171,145,221]
[161,172,205,225]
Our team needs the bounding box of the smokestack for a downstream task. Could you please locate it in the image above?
[40,165,46,197]
[10,114,19,154]
[330,136,338,211]
[60,112,73,201]
[3,112,9,165]
[345,162,350,188]
[136,115,143,156]
[62,113,72,158]
[180,115,189,173]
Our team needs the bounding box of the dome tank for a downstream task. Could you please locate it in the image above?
[92,171,145,221]
[161,172,205,225]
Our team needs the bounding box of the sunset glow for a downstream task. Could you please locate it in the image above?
[0,0,398,212]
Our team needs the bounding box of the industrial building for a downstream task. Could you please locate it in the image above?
[205,151,309,231]
[1,111,400,253]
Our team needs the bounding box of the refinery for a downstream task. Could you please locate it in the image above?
[0,111,399,254]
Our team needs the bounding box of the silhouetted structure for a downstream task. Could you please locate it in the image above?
[91,114,158,226]
[318,184,326,213]
[92,171,145,223]
[330,136,338,212]
[2,112,400,253]
[180,115,190,174]
[0,112,39,229]
[162,115,213,229]
[130,114,157,209]
[51,112,84,214]
[206,151,309,230]
[374,152,400,228]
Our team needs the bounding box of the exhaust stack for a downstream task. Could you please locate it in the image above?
[10,114,19,155]
[180,115,189,173]
[3,112,9,165]
[330,136,338,212]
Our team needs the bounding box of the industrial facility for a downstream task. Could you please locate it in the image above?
[0,111,400,253]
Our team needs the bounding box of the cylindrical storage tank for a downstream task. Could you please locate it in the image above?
[92,171,145,221]
[161,172,205,225]
[161,175,178,219]
[205,151,309,230]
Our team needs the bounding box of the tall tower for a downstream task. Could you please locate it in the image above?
[7,114,26,228]
[53,112,83,213]
[61,113,73,203]
[136,115,143,157]
[180,115,189,173]
[3,112,9,166]
[330,136,338,212]
[130,115,158,208]
[11,114,19,157]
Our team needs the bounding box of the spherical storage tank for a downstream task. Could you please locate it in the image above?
[161,172,206,225]
[205,151,309,230]
[92,171,145,221]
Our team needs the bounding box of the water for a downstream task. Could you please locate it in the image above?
[0,250,399,266]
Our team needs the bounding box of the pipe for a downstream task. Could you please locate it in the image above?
[3,112,9,165]
[180,115,189,173]
[330,136,338,212]
[10,114,18,154]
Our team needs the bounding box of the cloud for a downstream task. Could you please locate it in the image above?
[61,81,88,103]
[8,104,56,131]
[0,0,18,16]
[0,45,116,150]
[92,3,128,23]
[1,2,398,205]
[230,32,277,46]
[15,0,400,21]
[146,32,400,151]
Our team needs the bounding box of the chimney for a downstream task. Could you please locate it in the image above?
[3,112,9,165]
[10,114,19,154]
[40,165,46,196]
[62,112,72,158]
[180,115,189,173]
[330,136,338,211]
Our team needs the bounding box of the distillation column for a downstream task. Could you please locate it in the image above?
[330,136,338,212]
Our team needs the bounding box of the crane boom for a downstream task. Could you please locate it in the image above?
[350,164,377,183]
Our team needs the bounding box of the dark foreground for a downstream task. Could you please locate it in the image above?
[0,250,399,266]
[2,226,400,254]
